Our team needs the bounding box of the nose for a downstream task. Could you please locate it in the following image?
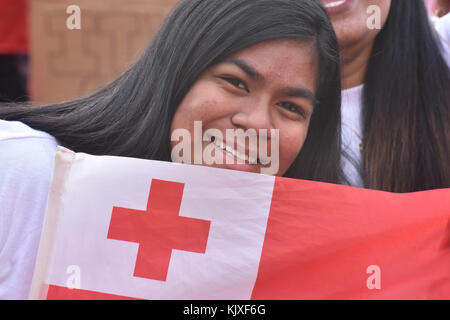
[230,98,274,138]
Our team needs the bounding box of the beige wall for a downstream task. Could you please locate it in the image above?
[30,0,178,103]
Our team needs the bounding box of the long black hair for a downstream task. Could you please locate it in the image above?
[362,0,450,192]
[0,0,342,183]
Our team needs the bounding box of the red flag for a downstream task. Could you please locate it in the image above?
[252,178,450,299]
[30,147,450,300]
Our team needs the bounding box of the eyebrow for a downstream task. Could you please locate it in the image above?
[222,57,318,106]
[283,87,318,106]
[222,57,264,80]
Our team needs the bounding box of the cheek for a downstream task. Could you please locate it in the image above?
[368,0,391,23]
[332,0,391,46]
[278,125,309,168]
[171,87,225,131]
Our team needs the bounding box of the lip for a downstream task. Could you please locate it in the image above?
[218,146,263,173]
[321,0,355,15]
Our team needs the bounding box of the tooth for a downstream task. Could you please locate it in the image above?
[235,149,248,162]
[212,138,258,164]
[324,0,345,8]
[259,157,271,165]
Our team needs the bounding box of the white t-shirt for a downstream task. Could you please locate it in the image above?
[340,12,450,188]
[0,120,58,299]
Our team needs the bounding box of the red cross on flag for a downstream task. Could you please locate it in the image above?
[29,147,450,300]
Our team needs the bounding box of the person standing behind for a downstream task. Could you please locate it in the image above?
[0,0,29,102]
[321,0,450,192]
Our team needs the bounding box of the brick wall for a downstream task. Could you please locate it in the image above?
[30,0,178,103]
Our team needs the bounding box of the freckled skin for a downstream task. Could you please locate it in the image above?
[170,39,319,176]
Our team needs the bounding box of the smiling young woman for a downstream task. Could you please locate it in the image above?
[0,0,342,299]
[0,0,342,182]
[170,39,319,176]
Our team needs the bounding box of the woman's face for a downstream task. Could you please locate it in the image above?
[170,39,318,176]
[320,0,392,49]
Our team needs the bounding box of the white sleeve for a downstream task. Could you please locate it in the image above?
[432,12,450,67]
[0,134,57,299]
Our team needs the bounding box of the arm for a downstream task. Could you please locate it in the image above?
[0,136,57,299]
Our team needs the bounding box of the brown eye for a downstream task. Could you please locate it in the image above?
[277,102,306,118]
[220,76,249,92]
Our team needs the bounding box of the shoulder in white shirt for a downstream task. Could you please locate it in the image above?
[0,120,58,299]
[432,12,450,67]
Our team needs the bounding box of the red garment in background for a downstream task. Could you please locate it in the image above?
[0,0,28,54]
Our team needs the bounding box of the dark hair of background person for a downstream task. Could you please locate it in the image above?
[0,55,29,103]
[0,0,342,184]
[361,0,450,192]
